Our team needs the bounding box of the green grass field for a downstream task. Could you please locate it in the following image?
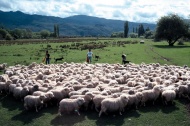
[0,38,190,126]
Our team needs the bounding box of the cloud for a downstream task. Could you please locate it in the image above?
[0,0,189,23]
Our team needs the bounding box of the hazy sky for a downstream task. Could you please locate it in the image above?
[0,0,189,23]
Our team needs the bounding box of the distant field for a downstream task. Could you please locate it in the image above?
[0,38,190,126]
[0,38,190,66]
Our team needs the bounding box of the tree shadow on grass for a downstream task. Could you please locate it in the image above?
[153,45,190,49]
[50,113,85,126]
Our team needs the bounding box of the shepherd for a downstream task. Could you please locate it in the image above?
[87,49,93,63]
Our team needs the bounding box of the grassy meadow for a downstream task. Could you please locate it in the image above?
[0,38,190,126]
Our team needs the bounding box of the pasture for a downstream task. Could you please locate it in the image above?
[0,38,190,67]
[0,38,190,126]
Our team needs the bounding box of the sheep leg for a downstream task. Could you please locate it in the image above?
[99,110,103,117]
[35,106,38,112]
[75,109,80,116]
[119,111,122,115]
[95,106,99,112]
[164,101,167,105]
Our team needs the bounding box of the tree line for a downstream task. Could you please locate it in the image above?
[0,24,59,40]
[0,14,190,46]
[112,14,190,46]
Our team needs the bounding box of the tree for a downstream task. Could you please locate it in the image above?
[5,33,13,40]
[54,24,59,38]
[124,21,129,38]
[0,28,8,38]
[138,24,145,37]
[155,14,189,46]
[40,30,50,38]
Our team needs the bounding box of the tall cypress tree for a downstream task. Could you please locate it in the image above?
[124,21,129,38]
[54,24,59,38]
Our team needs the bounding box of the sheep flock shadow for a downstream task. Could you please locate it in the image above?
[51,113,85,126]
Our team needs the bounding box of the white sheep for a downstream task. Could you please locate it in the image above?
[24,94,46,112]
[178,82,190,99]
[0,63,7,71]
[126,92,143,109]
[161,90,176,105]
[50,87,71,105]
[99,94,129,117]
[141,85,161,106]
[58,97,85,115]
[13,86,29,100]
[69,92,94,110]
[92,95,110,112]
[33,91,54,107]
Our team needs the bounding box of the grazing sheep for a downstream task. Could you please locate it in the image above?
[99,94,129,117]
[24,94,46,112]
[141,85,161,106]
[0,63,7,71]
[70,92,94,110]
[0,80,12,94]
[58,97,85,115]
[178,82,190,99]
[33,91,54,107]
[13,86,29,100]
[92,95,110,112]
[126,92,143,109]
[50,87,71,105]
[161,90,176,105]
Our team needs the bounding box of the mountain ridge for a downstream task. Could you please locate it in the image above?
[0,10,156,36]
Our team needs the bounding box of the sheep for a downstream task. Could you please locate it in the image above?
[107,86,124,93]
[50,87,71,105]
[0,74,10,82]
[0,63,7,71]
[0,81,12,94]
[141,85,161,106]
[33,91,54,107]
[69,89,89,97]
[161,90,176,105]
[126,92,143,109]
[24,94,46,112]
[92,95,111,112]
[13,86,29,100]
[99,94,129,117]
[70,92,94,110]
[178,82,190,99]
[58,97,85,115]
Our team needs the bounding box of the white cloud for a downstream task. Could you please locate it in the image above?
[0,0,190,23]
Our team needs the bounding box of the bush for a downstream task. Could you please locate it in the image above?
[5,33,13,40]
[129,33,138,38]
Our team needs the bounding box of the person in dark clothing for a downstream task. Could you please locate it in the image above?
[121,54,126,64]
[45,50,50,64]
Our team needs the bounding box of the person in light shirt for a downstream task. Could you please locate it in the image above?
[87,49,93,63]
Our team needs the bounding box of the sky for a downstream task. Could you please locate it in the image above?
[0,0,190,24]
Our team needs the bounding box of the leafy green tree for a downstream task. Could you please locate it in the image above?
[144,30,154,39]
[0,28,8,38]
[124,21,129,38]
[129,33,138,38]
[5,33,13,40]
[155,14,189,46]
[40,30,50,38]
[11,28,23,39]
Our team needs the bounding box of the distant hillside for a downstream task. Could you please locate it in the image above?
[0,10,156,36]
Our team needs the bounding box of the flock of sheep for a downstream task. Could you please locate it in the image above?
[0,62,190,117]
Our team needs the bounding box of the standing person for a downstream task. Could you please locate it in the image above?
[87,49,93,63]
[45,50,50,64]
[121,54,126,64]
